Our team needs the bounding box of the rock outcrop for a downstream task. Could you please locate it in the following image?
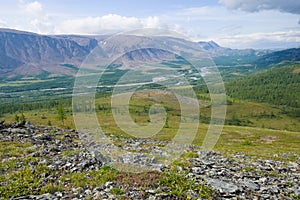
[0,121,299,199]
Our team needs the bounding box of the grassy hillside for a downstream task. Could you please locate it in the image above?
[2,89,300,131]
[226,64,300,108]
[1,63,300,162]
[1,89,300,162]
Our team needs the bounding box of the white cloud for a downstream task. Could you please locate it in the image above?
[143,16,164,29]
[0,19,7,27]
[30,18,54,34]
[219,0,300,14]
[20,1,43,15]
[56,14,165,34]
[215,30,300,49]
[11,1,55,34]
[175,6,228,21]
[0,1,299,49]
[169,5,300,48]
[220,25,242,32]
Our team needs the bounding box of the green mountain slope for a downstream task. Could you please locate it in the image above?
[255,48,300,68]
[226,64,300,108]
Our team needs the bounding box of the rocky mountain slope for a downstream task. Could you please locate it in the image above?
[0,121,299,199]
[0,29,97,79]
[1,28,298,81]
[198,40,264,57]
[0,29,268,80]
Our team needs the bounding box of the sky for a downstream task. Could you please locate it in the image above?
[0,0,299,49]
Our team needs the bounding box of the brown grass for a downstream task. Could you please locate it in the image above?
[292,68,300,74]
[115,171,162,189]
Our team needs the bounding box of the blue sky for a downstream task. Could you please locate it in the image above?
[0,0,299,49]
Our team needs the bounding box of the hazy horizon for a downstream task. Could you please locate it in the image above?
[0,0,299,49]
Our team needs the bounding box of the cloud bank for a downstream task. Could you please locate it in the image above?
[19,0,43,15]
[1,1,299,49]
[216,30,300,49]
[57,15,165,34]
[219,0,300,14]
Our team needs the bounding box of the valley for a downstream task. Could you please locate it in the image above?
[0,28,299,199]
[1,29,299,159]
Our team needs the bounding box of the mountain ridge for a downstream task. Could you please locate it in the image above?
[0,29,96,78]
[254,48,300,68]
[0,28,296,80]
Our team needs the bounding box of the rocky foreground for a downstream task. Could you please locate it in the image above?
[0,121,299,200]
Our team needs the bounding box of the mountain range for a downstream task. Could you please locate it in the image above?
[0,28,299,80]
[0,29,98,78]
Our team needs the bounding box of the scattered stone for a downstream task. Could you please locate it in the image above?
[206,178,239,194]
[0,122,299,200]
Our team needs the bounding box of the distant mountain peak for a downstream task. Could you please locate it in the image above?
[198,40,222,50]
[208,40,220,47]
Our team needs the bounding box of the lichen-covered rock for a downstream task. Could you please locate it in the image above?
[0,121,299,200]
